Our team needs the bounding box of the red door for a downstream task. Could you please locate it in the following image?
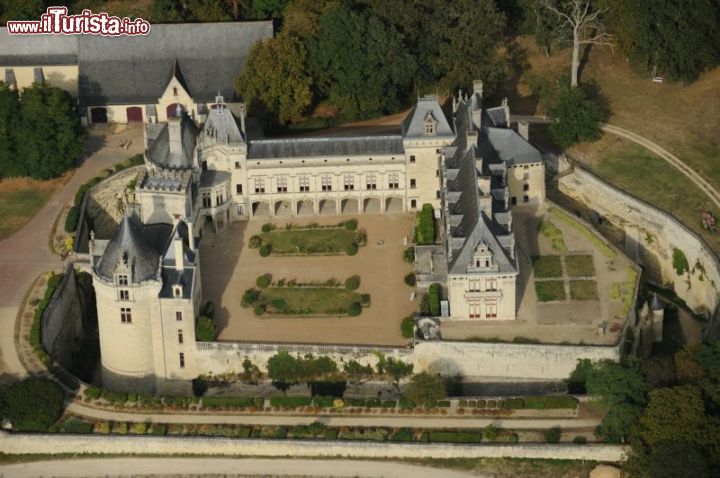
[90,107,107,124]
[126,106,143,122]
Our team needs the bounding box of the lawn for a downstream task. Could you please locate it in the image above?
[531,255,562,278]
[534,280,566,302]
[259,226,365,255]
[569,280,599,301]
[0,176,65,240]
[565,255,595,278]
[548,207,615,258]
[538,220,566,252]
[256,287,365,316]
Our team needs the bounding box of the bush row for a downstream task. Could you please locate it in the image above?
[28,273,64,367]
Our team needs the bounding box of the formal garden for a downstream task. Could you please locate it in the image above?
[531,253,599,303]
[241,274,370,317]
[249,219,366,256]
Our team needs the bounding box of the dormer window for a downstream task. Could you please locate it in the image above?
[423,111,437,136]
[117,274,128,286]
[468,239,497,273]
[173,285,182,298]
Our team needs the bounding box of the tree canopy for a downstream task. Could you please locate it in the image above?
[549,81,603,148]
[0,377,65,431]
[402,372,446,407]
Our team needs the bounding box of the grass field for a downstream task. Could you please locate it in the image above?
[260,227,364,255]
[565,255,595,278]
[0,176,67,240]
[569,280,599,301]
[534,280,566,302]
[531,255,562,278]
[256,287,364,316]
[538,220,567,252]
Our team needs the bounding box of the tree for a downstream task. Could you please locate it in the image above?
[543,0,612,87]
[266,351,300,383]
[244,0,289,19]
[195,316,217,342]
[585,359,647,406]
[150,0,188,22]
[15,83,84,180]
[601,0,720,82]
[0,0,48,23]
[0,377,65,431]
[596,401,642,442]
[0,82,19,177]
[403,372,445,408]
[236,33,313,125]
[519,0,565,56]
[549,81,603,148]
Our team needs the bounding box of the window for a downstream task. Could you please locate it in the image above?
[410,199,417,209]
[436,190,441,199]
[436,148,441,154]
[299,176,310,192]
[178,329,184,344]
[523,172,529,180]
[120,307,132,324]
[215,192,224,205]
[254,178,265,194]
[236,184,242,194]
[119,289,129,301]
[236,205,244,215]
[173,286,182,298]
[173,87,178,96]
[523,184,529,191]
[117,275,128,286]
[202,192,212,208]
[436,169,439,177]
[486,300,497,318]
[235,161,241,169]
[388,173,399,189]
[366,173,377,190]
[344,174,354,190]
[410,178,416,189]
[409,155,416,163]
[510,197,517,206]
[523,195,529,203]
[425,122,435,135]
[276,177,288,193]
[469,279,481,292]
[179,352,185,368]
[321,175,332,191]
[176,311,182,321]
[469,301,481,319]
[487,278,497,291]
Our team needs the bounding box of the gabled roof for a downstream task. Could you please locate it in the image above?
[95,215,171,283]
[483,127,542,166]
[169,59,190,95]
[0,29,78,66]
[204,103,244,143]
[146,112,197,170]
[402,96,454,139]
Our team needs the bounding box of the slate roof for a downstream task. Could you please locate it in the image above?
[76,22,273,105]
[402,96,454,139]
[204,104,244,143]
[0,29,78,66]
[483,127,542,165]
[95,215,172,283]
[247,135,404,159]
[199,170,231,188]
[146,112,197,170]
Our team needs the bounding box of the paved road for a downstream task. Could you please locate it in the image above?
[511,115,720,210]
[0,457,482,478]
[0,126,143,379]
[66,402,599,429]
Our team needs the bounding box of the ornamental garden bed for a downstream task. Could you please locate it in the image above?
[565,254,595,277]
[534,280,566,302]
[250,220,366,256]
[531,255,563,278]
[569,280,599,300]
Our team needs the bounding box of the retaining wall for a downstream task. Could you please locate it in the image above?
[559,166,720,321]
[0,432,627,462]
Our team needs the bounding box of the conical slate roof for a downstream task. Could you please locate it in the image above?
[95,215,161,283]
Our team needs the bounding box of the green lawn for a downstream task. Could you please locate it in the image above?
[569,280,599,300]
[534,280,566,302]
[258,287,364,316]
[565,255,595,277]
[260,227,364,255]
[0,187,56,240]
[531,255,563,278]
[538,220,567,252]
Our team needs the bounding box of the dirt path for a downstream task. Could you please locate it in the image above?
[0,457,482,478]
[0,126,144,378]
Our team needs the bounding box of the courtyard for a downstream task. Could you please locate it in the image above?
[442,203,640,345]
[200,213,417,346]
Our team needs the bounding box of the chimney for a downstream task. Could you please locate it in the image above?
[518,121,530,141]
[239,104,246,136]
[472,79,484,98]
[174,235,184,272]
[89,230,95,267]
[187,221,195,250]
[502,97,510,125]
[168,105,182,154]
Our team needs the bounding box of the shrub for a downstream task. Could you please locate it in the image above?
[259,244,272,257]
[428,431,481,443]
[503,398,524,409]
[270,298,288,313]
[484,424,499,441]
[416,204,435,245]
[241,288,260,307]
[346,243,358,256]
[347,302,362,316]
[428,283,442,316]
[256,273,272,288]
[84,386,102,400]
[0,378,65,431]
[345,275,360,291]
[360,294,371,306]
[201,301,215,318]
[544,426,561,443]
[404,273,416,287]
[150,424,167,435]
[400,316,415,338]
[403,372,445,408]
[253,304,266,316]
[101,390,127,404]
[269,396,313,408]
[390,428,414,441]
[524,396,578,410]
[672,248,689,275]
[61,418,93,434]
[196,316,217,342]
[403,247,415,263]
[261,223,274,233]
[344,219,358,230]
[64,206,80,233]
[573,435,587,444]
[248,235,262,248]
[203,397,259,409]
[192,377,208,397]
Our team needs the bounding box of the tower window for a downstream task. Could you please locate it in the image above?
[344,174,354,190]
[365,173,376,190]
[119,290,129,301]
[178,329,184,344]
[120,307,132,324]
[117,275,128,286]
[236,184,242,194]
[409,155,416,163]
[410,178,416,189]
[179,352,185,368]
[176,311,183,321]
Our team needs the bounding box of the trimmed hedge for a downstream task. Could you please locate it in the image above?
[524,395,578,410]
[344,219,358,230]
[256,274,272,288]
[400,316,414,338]
[347,302,362,316]
[416,204,435,245]
[203,397,264,409]
[64,205,80,233]
[259,244,272,257]
[404,273,416,286]
[428,431,482,443]
[345,275,360,290]
[428,283,442,316]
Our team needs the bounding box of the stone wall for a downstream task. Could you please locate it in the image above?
[413,340,620,380]
[41,265,84,371]
[559,167,720,319]
[0,431,627,462]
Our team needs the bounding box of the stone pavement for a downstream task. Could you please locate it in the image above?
[0,125,143,379]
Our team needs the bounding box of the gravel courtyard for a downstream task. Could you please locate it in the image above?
[200,213,417,346]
